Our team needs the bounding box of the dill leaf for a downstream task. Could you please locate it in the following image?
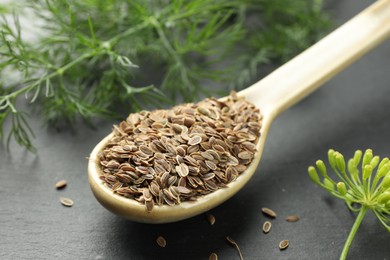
[0,0,331,150]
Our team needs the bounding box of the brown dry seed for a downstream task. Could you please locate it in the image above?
[60,197,74,207]
[140,145,153,156]
[279,240,289,250]
[197,106,210,116]
[156,236,167,248]
[145,200,154,212]
[205,160,217,171]
[262,221,272,233]
[175,186,192,194]
[176,163,189,177]
[286,215,300,222]
[206,214,216,225]
[238,151,253,160]
[55,180,67,189]
[188,135,202,145]
[201,151,214,161]
[171,124,183,133]
[209,253,218,260]
[262,207,277,218]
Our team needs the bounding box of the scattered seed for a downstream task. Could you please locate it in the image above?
[262,207,277,218]
[209,253,218,260]
[55,180,67,189]
[60,197,74,207]
[285,215,300,222]
[279,240,289,250]
[156,236,167,248]
[262,221,272,233]
[226,236,243,260]
[206,214,216,225]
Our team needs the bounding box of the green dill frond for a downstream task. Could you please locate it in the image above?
[0,0,331,150]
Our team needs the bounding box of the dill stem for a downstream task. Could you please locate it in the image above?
[332,167,363,198]
[4,52,94,100]
[108,20,149,44]
[340,206,368,260]
[60,52,93,72]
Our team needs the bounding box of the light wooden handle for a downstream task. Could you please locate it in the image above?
[239,0,390,119]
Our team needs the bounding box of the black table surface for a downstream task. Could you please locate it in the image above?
[1,1,390,259]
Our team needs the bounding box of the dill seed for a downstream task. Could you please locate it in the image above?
[188,135,202,146]
[279,240,289,250]
[262,221,272,233]
[145,200,154,212]
[206,214,216,225]
[226,236,243,260]
[262,207,277,218]
[55,180,67,189]
[209,253,218,260]
[285,215,300,222]
[176,163,189,177]
[156,236,167,248]
[60,197,74,207]
[99,92,262,210]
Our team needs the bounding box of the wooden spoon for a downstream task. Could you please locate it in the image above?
[88,0,390,223]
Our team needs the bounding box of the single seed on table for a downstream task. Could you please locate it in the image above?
[206,214,216,225]
[60,197,74,207]
[156,236,167,248]
[262,221,272,233]
[262,207,277,218]
[285,215,300,222]
[279,240,289,250]
[55,180,67,189]
[209,253,218,260]
[226,236,244,260]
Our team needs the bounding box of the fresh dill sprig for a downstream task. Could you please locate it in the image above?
[0,0,331,151]
[308,149,390,260]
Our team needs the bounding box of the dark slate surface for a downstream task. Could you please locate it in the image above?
[1,1,389,259]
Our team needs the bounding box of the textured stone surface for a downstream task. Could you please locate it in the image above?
[1,1,389,259]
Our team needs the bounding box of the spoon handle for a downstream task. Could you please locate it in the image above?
[239,0,390,119]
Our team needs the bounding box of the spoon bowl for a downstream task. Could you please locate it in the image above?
[88,0,390,223]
